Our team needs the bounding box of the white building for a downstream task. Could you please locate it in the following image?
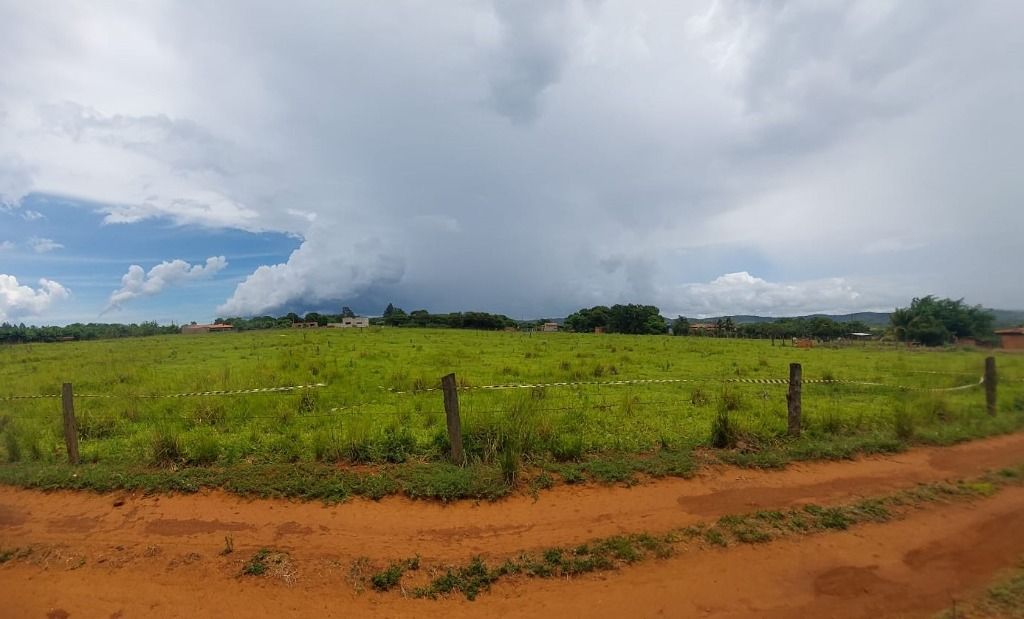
[327,316,370,328]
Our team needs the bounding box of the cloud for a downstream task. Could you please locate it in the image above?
[485,0,572,123]
[0,274,70,322]
[20,209,44,221]
[106,256,227,311]
[0,241,13,251]
[218,233,402,316]
[660,272,870,318]
[28,237,63,253]
[1,1,1023,318]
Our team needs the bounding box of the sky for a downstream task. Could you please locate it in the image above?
[1,0,1022,325]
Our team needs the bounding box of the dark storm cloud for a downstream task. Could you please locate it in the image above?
[0,0,1022,322]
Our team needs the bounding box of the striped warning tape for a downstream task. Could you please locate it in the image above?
[383,375,987,395]
[0,394,62,401]
[0,383,326,401]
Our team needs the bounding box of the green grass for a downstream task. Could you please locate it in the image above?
[938,560,1024,618]
[241,548,272,576]
[1,329,1022,498]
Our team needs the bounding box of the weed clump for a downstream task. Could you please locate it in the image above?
[242,548,271,576]
[893,403,915,441]
[3,431,21,463]
[150,428,182,465]
[710,409,737,449]
[371,556,420,591]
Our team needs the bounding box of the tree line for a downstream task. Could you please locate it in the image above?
[215,304,519,332]
[0,321,179,344]
[2,295,998,346]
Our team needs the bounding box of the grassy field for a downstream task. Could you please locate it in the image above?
[1,328,1022,499]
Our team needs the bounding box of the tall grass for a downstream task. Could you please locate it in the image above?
[0,329,1021,471]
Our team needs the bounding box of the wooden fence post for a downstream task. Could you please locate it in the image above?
[61,382,80,465]
[441,373,465,465]
[985,356,997,416]
[787,363,802,437]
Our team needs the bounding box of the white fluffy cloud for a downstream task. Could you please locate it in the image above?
[0,274,70,322]
[660,272,868,318]
[106,256,227,311]
[218,233,402,316]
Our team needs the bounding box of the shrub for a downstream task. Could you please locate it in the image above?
[377,426,416,463]
[151,428,183,465]
[498,438,520,486]
[710,409,737,449]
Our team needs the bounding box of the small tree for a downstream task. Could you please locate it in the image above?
[672,316,690,336]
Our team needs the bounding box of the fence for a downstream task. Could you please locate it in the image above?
[0,357,1003,466]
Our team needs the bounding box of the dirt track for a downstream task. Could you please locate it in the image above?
[4,433,1024,617]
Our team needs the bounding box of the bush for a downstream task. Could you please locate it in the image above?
[377,426,416,463]
[710,409,737,449]
[151,428,183,465]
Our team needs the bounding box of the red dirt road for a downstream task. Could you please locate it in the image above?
[4,433,1024,617]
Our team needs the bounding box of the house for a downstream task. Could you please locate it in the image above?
[689,323,719,335]
[181,324,234,334]
[594,326,606,334]
[995,328,1024,350]
[291,322,320,328]
[327,316,369,328]
[540,322,559,332]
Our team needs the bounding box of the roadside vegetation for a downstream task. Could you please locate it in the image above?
[0,328,1022,500]
[938,558,1024,618]
[358,465,1024,600]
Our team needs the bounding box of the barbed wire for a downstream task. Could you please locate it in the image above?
[382,375,988,395]
[0,383,326,402]
[0,372,1000,410]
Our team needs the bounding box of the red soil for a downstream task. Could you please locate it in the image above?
[3,432,1024,617]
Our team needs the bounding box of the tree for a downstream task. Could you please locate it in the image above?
[890,296,994,346]
[382,303,408,326]
[564,306,610,333]
[607,304,666,335]
[341,306,356,318]
[671,316,690,336]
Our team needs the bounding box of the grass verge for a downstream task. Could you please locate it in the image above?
[377,465,1024,600]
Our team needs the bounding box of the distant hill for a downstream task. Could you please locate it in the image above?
[697,312,892,326]
[992,309,1024,328]
[692,309,1023,329]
